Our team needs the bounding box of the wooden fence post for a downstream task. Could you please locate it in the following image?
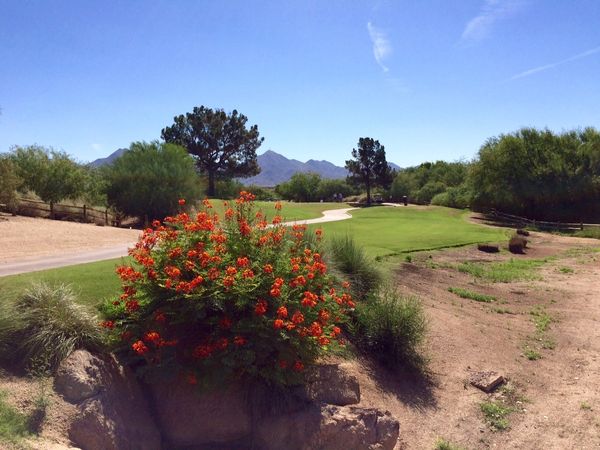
[83,205,87,222]
[105,209,108,226]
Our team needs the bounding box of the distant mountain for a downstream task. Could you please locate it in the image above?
[90,148,401,185]
[389,162,401,171]
[89,148,128,167]
[241,150,347,186]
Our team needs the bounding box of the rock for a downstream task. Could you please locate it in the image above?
[469,371,505,393]
[256,404,399,450]
[54,350,103,403]
[55,350,161,450]
[298,364,361,406]
[149,381,252,447]
[477,243,500,253]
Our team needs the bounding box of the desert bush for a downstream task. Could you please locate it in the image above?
[328,234,382,299]
[101,192,353,387]
[0,283,104,372]
[516,228,530,236]
[0,157,21,213]
[508,235,527,254]
[350,287,426,370]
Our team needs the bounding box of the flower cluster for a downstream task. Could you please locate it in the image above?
[102,192,354,387]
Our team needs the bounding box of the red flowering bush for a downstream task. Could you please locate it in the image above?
[102,192,354,386]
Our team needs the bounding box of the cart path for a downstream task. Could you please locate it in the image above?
[0,208,357,277]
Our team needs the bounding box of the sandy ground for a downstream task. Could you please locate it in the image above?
[342,231,600,449]
[0,214,140,264]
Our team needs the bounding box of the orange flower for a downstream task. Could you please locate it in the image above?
[236,257,249,267]
[273,319,284,329]
[242,269,255,279]
[132,340,148,355]
[309,322,323,337]
[226,266,238,276]
[255,299,268,315]
[263,264,273,274]
[277,306,288,318]
[144,331,161,345]
[291,311,304,324]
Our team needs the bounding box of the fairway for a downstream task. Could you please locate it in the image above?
[0,205,507,306]
[314,206,508,258]
[0,258,128,308]
[209,201,348,221]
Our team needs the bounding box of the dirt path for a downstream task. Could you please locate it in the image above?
[342,232,600,449]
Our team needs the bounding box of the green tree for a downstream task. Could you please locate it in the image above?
[470,127,600,221]
[275,172,322,202]
[10,146,85,217]
[161,106,263,197]
[345,137,392,204]
[0,156,21,213]
[316,178,356,201]
[104,141,202,222]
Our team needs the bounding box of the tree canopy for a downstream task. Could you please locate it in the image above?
[0,156,21,212]
[345,137,393,204]
[9,146,85,213]
[470,127,600,221]
[104,141,202,222]
[161,106,263,197]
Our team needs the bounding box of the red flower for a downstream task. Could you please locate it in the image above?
[263,264,273,274]
[178,199,186,206]
[242,269,255,279]
[234,335,247,346]
[273,319,284,329]
[291,311,304,324]
[219,317,232,329]
[100,320,114,329]
[309,322,323,337]
[292,360,304,372]
[132,340,148,355]
[277,306,288,318]
[236,257,250,267]
[255,299,268,315]
[144,331,161,345]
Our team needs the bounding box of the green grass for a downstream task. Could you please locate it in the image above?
[523,346,542,360]
[530,306,553,333]
[558,266,574,274]
[434,438,466,450]
[206,200,348,222]
[457,258,547,283]
[448,287,496,303]
[574,227,600,239]
[314,206,507,258]
[0,390,29,444]
[480,400,513,431]
[0,258,127,308]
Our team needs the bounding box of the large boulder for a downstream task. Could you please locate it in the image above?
[255,404,399,450]
[298,364,361,406]
[148,381,252,448]
[54,350,161,450]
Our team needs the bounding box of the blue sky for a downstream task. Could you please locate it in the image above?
[1,0,599,167]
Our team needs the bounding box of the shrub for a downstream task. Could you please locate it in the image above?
[0,157,21,213]
[101,192,353,387]
[508,235,527,254]
[516,228,530,236]
[0,283,104,372]
[350,287,426,370]
[328,234,381,299]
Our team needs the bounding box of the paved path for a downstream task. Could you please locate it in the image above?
[0,208,357,277]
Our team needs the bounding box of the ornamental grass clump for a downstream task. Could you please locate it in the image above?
[0,283,104,372]
[102,192,354,387]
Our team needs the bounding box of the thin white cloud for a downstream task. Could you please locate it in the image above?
[510,46,600,80]
[91,143,102,151]
[461,0,525,43]
[367,22,392,72]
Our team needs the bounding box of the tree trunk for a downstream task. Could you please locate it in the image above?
[50,201,55,220]
[208,171,216,197]
[366,178,371,205]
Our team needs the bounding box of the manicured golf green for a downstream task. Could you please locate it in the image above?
[314,205,508,258]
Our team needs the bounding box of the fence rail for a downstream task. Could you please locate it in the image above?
[15,198,117,226]
[488,209,600,231]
